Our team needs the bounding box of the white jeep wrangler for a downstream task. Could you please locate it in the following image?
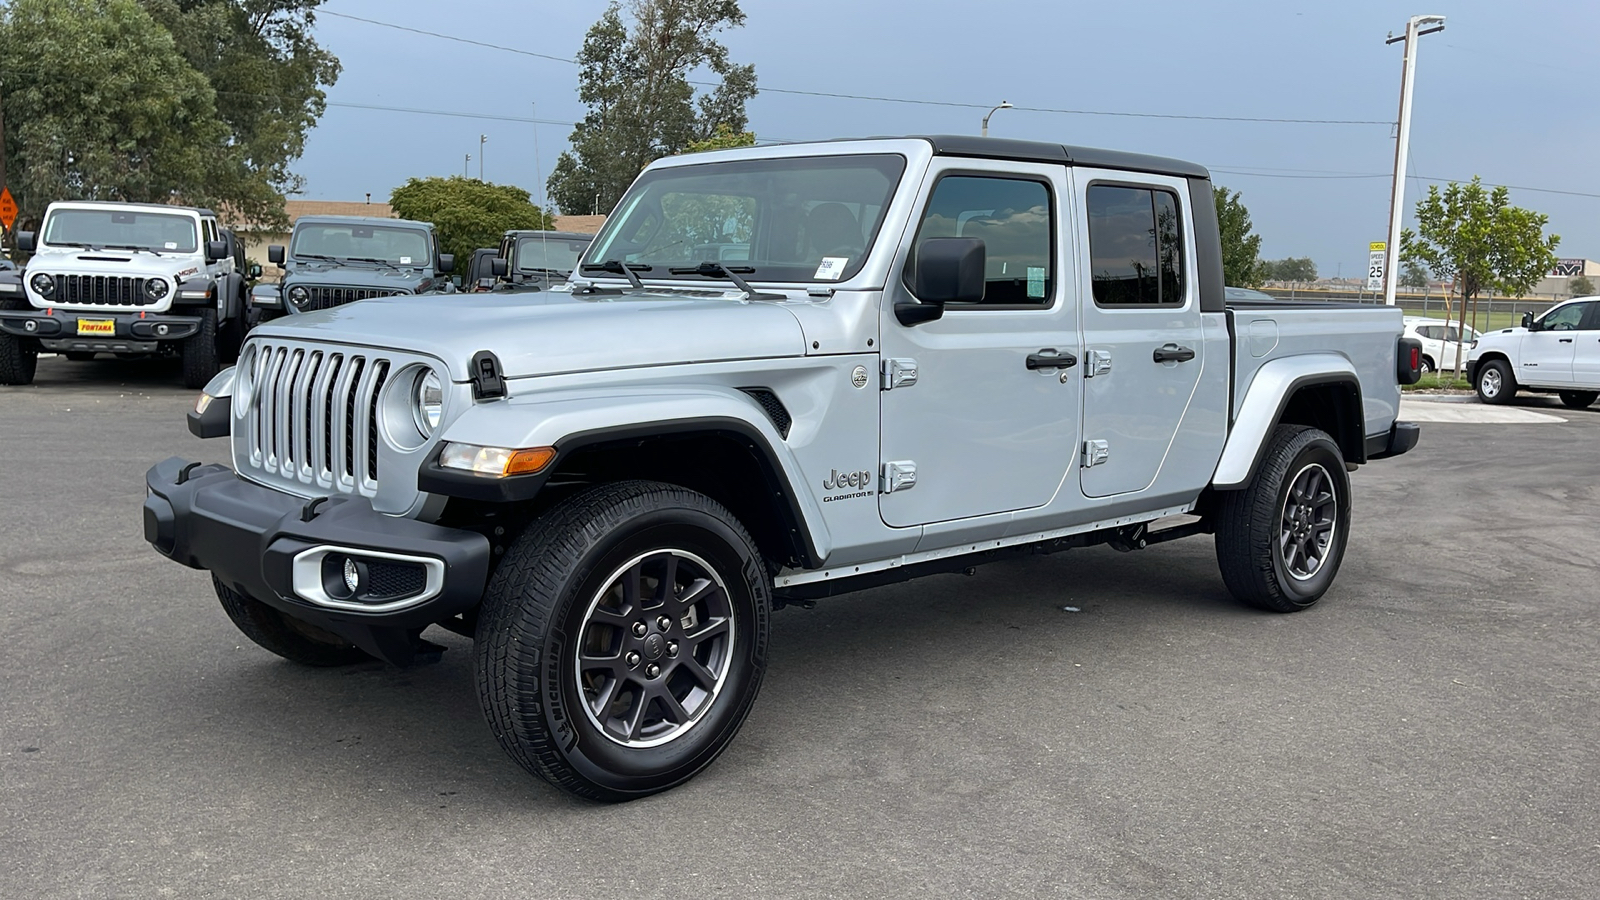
[0,201,253,388]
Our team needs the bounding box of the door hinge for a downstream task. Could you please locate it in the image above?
[882,460,918,493]
[1084,349,1113,378]
[1082,440,1110,468]
[881,357,918,390]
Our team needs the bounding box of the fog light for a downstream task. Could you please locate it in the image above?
[156,324,169,336]
[24,320,36,333]
[343,557,361,594]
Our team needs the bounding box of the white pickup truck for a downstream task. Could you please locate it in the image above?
[145,135,1423,800]
[1466,297,1600,408]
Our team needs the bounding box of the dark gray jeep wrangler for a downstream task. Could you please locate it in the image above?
[251,215,454,322]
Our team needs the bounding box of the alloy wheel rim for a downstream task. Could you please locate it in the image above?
[1278,462,1338,581]
[574,549,736,748]
[1482,369,1502,397]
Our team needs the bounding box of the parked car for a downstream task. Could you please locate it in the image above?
[473,230,594,293]
[250,215,453,322]
[0,200,253,387]
[1466,296,1600,408]
[1403,317,1481,373]
[145,135,1421,801]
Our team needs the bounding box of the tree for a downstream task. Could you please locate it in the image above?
[1213,185,1264,286]
[1401,177,1559,374]
[1569,275,1595,297]
[548,0,756,215]
[389,177,553,266]
[140,1,341,231]
[1263,257,1317,285]
[1400,262,1429,290]
[682,123,755,154]
[0,0,231,223]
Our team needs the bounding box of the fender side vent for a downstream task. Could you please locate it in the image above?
[739,388,792,439]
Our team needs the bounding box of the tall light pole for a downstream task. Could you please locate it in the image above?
[479,134,488,181]
[464,153,471,178]
[981,101,1013,138]
[1382,14,1445,306]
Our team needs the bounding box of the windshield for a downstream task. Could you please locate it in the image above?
[586,154,906,283]
[42,208,198,253]
[291,223,431,266]
[517,235,591,274]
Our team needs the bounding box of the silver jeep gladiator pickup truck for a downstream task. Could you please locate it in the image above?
[144,136,1422,801]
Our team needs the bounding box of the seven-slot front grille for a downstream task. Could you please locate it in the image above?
[294,286,407,311]
[243,342,391,493]
[46,274,149,306]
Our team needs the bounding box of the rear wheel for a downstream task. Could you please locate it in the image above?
[1475,359,1516,405]
[0,299,38,385]
[475,480,771,801]
[1420,356,1436,375]
[1558,390,1597,410]
[1215,425,1351,612]
[182,308,220,389]
[212,576,372,666]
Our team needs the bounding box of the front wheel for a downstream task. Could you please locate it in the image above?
[1475,359,1516,405]
[182,308,220,389]
[1558,390,1597,410]
[475,481,771,802]
[1215,425,1352,612]
[0,299,38,385]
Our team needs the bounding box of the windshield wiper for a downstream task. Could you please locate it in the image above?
[54,241,106,251]
[294,253,339,262]
[667,262,777,301]
[102,243,161,256]
[580,259,651,289]
[346,256,400,268]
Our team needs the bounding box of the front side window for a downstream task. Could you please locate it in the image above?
[516,235,592,275]
[1087,185,1186,307]
[1539,302,1589,332]
[906,175,1054,306]
[42,209,199,254]
[291,224,432,266]
[587,154,906,284]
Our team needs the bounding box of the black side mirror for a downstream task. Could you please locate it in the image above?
[16,232,36,253]
[1521,312,1536,330]
[267,245,285,267]
[899,237,985,326]
[437,253,454,274]
[205,240,228,262]
[490,258,509,278]
[248,263,263,279]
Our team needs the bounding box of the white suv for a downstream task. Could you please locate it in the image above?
[1402,317,1481,374]
[1465,297,1599,408]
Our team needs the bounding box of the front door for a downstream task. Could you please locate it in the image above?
[1073,171,1205,498]
[877,160,1079,528]
[1520,301,1591,387]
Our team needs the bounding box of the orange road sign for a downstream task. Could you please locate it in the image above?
[0,187,16,231]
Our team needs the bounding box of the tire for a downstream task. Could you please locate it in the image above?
[1475,358,1516,405]
[212,576,372,667]
[64,351,96,362]
[182,308,220,389]
[475,480,771,802]
[1420,356,1436,375]
[1558,390,1597,410]
[0,299,38,385]
[1215,424,1352,613]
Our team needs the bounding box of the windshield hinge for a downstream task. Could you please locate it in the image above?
[470,350,507,401]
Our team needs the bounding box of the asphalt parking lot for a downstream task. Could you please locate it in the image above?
[3,356,1598,900]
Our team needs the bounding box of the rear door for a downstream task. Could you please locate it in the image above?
[1073,171,1205,498]
[1519,301,1590,386]
[1573,302,1600,388]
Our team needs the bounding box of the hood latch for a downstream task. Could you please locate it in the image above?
[470,350,507,401]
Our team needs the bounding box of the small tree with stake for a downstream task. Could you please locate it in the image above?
[1401,177,1559,377]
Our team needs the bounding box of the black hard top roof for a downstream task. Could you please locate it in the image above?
[294,214,432,229]
[914,135,1210,180]
[506,230,594,241]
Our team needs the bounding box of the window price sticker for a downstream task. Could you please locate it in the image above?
[814,257,849,280]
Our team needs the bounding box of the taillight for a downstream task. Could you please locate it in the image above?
[1411,346,1420,370]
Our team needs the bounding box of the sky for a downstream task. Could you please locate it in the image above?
[296,0,1600,281]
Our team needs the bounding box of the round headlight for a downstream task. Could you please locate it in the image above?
[30,273,55,297]
[288,285,310,306]
[144,277,169,300]
[413,369,443,436]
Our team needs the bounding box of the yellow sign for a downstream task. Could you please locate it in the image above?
[1370,242,1387,252]
[77,319,115,336]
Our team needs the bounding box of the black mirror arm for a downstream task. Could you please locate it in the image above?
[894,299,945,327]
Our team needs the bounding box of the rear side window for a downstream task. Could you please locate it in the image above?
[1087,185,1185,307]
[908,175,1054,306]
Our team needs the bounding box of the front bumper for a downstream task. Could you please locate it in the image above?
[0,308,204,354]
[1463,359,1480,385]
[143,457,492,665]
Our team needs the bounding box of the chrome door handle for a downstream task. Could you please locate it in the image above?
[1026,349,1078,370]
[1152,344,1196,363]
